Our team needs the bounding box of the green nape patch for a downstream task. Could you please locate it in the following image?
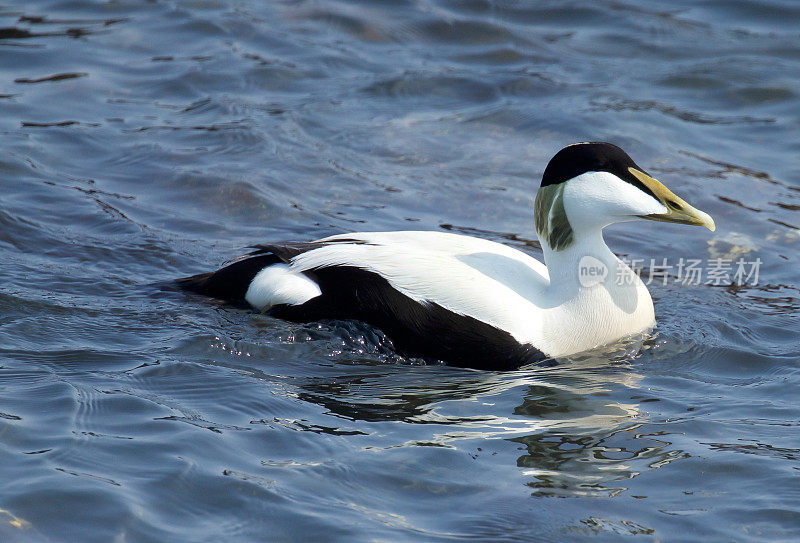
[534,183,574,251]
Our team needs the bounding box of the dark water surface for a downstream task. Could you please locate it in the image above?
[1,0,799,541]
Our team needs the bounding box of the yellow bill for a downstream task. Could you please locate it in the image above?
[629,167,716,231]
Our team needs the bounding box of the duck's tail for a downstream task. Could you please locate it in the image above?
[176,252,281,304]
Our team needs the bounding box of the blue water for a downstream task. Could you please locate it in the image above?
[1,1,799,541]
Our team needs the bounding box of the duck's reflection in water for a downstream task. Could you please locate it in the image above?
[288,340,685,498]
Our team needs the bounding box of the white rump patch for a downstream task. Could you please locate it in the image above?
[244,264,321,310]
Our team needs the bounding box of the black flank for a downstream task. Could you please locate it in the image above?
[270,265,546,370]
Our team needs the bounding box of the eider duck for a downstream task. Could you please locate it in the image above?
[178,142,715,369]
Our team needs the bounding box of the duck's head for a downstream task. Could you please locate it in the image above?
[534,142,715,251]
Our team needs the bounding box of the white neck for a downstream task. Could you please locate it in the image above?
[535,227,655,357]
[540,229,611,288]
